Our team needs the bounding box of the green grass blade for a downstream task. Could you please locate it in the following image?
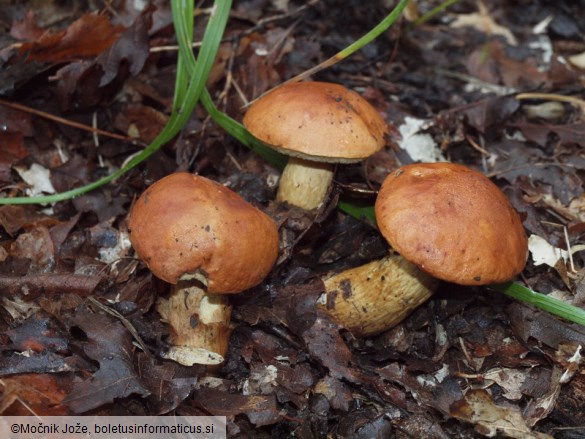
[491,282,585,326]
[0,0,231,205]
[168,1,288,169]
[337,201,376,225]
[336,0,409,60]
[412,0,461,28]
[284,0,410,82]
[200,89,287,169]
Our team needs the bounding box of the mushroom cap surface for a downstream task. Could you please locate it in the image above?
[374,163,528,285]
[243,81,387,163]
[129,173,279,294]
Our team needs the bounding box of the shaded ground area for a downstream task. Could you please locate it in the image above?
[1,0,585,437]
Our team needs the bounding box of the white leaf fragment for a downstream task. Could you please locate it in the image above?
[560,344,583,384]
[397,117,446,163]
[449,1,517,46]
[528,234,569,268]
[161,346,224,366]
[569,51,585,70]
[14,163,56,197]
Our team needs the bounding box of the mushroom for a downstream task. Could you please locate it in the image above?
[243,81,388,210]
[128,173,279,365]
[318,162,528,336]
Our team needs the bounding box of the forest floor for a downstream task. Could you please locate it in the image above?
[1,0,585,437]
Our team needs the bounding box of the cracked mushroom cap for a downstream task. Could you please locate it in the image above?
[243,81,387,163]
[374,163,528,285]
[129,173,279,294]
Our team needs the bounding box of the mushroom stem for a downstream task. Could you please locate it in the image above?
[157,281,232,366]
[277,156,334,210]
[317,254,440,336]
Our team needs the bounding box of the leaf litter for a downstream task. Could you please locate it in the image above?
[1,0,585,437]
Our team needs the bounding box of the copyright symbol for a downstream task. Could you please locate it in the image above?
[11,424,19,434]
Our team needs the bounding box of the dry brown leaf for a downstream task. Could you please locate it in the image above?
[64,310,150,413]
[0,374,74,415]
[450,389,553,438]
[18,13,123,63]
[524,367,563,427]
[481,367,530,400]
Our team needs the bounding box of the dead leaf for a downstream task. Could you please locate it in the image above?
[456,95,520,134]
[524,367,563,427]
[313,374,353,411]
[508,303,585,349]
[0,205,56,237]
[95,9,152,87]
[394,414,451,439]
[64,310,150,413]
[18,13,124,63]
[516,122,585,147]
[5,315,68,353]
[136,352,201,414]
[113,104,169,143]
[10,10,44,41]
[10,225,55,273]
[491,138,583,205]
[303,317,366,384]
[13,163,56,198]
[50,9,152,110]
[0,350,76,377]
[546,371,585,427]
[466,41,546,89]
[480,367,531,400]
[335,407,395,438]
[0,374,76,415]
[192,387,281,427]
[450,388,553,438]
[528,234,569,268]
[0,132,28,181]
[48,153,94,194]
[0,105,34,135]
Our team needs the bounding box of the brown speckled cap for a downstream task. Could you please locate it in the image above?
[129,173,279,293]
[243,81,387,163]
[374,163,528,285]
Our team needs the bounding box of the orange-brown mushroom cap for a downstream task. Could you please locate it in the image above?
[374,163,528,285]
[129,173,279,294]
[243,81,387,163]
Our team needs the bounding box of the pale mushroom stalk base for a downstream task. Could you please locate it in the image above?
[276,156,334,210]
[157,274,231,366]
[317,254,440,336]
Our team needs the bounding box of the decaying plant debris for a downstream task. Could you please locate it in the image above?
[1,0,585,437]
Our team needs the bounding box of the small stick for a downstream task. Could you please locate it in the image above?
[0,274,104,296]
[0,99,138,144]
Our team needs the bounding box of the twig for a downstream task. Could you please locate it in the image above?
[465,134,491,156]
[0,274,104,296]
[0,98,139,144]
